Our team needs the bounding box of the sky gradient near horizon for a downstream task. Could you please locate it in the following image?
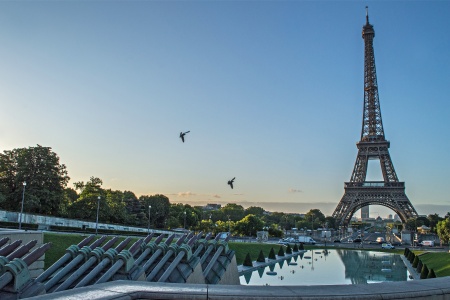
[1,1,449,218]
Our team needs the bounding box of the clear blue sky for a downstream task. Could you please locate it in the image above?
[1,1,449,218]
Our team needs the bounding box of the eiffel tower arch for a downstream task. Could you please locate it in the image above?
[332,8,418,227]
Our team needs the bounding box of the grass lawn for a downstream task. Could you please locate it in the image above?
[415,251,450,277]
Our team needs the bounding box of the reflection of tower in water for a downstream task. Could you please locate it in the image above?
[336,249,407,284]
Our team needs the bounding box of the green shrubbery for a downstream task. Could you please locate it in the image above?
[268,247,276,260]
[412,256,419,268]
[243,253,253,267]
[257,250,266,263]
[286,244,292,254]
[420,264,429,279]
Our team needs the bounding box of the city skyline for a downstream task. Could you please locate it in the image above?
[1,2,449,218]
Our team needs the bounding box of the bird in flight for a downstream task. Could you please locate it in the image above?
[179,131,190,143]
[228,177,235,189]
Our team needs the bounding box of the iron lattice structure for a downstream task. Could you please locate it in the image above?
[332,9,418,226]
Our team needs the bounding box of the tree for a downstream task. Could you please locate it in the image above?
[427,214,443,232]
[405,218,417,231]
[268,225,283,238]
[305,209,326,230]
[268,247,276,260]
[168,203,199,230]
[139,194,170,229]
[243,253,253,267]
[324,216,337,230]
[437,218,450,244]
[416,260,423,274]
[427,269,436,278]
[0,145,70,216]
[286,244,292,254]
[67,177,103,221]
[420,264,429,279]
[234,214,264,236]
[257,250,266,263]
[412,256,419,268]
[104,189,129,224]
[221,203,245,222]
[245,206,265,216]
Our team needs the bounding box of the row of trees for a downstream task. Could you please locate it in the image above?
[1,145,450,241]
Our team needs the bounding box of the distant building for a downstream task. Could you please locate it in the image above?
[204,204,221,211]
[387,214,393,220]
[361,206,369,219]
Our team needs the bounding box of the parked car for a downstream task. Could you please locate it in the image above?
[353,238,362,243]
[420,240,435,247]
[381,243,395,249]
[333,239,341,243]
[376,237,385,244]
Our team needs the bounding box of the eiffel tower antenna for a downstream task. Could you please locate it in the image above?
[332,8,418,227]
[366,6,369,24]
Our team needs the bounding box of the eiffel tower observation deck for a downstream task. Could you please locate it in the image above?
[332,7,418,227]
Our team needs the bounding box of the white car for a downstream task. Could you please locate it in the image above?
[381,243,395,249]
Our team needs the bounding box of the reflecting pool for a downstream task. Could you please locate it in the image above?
[240,249,411,286]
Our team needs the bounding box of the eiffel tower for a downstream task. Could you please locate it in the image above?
[332,8,418,226]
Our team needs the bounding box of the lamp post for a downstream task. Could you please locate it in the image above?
[228,215,231,233]
[19,181,26,230]
[183,211,186,230]
[148,205,151,234]
[95,196,100,235]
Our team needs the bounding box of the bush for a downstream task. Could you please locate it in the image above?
[412,256,419,268]
[293,244,299,252]
[420,264,429,279]
[286,244,292,254]
[257,250,266,263]
[243,253,253,267]
[416,260,423,273]
[278,246,285,257]
[427,269,436,279]
[408,252,415,263]
[299,243,305,250]
[268,247,276,260]
[404,247,409,256]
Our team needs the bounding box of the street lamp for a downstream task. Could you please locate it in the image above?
[95,196,100,235]
[183,211,186,230]
[19,181,26,230]
[148,205,151,234]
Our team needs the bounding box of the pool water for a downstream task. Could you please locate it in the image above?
[240,249,411,286]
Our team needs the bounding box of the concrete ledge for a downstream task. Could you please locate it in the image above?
[0,229,44,278]
[27,277,450,300]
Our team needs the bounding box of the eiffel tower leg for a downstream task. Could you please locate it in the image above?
[333,185,418,226]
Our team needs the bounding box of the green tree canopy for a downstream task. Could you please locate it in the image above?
[234,214,264,236]
[0,145,69,216]
[221,203,245,222]
[437,218,450,244]
[67,176,104,221]
[245,206,265,216]
[139,194,170,229]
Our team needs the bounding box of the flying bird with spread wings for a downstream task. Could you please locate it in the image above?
[179,131,190,143]
[227,177,235,189]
